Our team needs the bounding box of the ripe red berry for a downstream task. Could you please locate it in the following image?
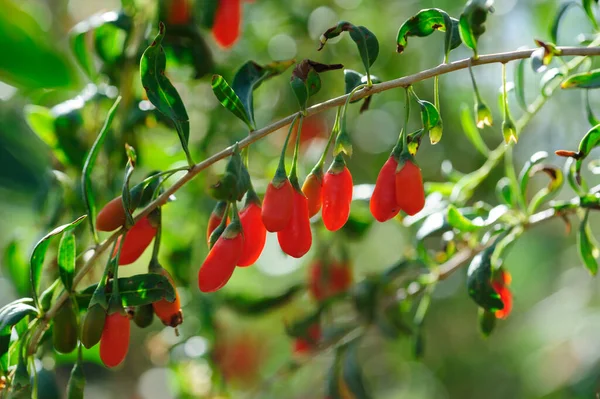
[152,269,183,328]
[395,159,425,216]
[322,163,353,231]
[113,216,157,265]
[213,334,265,386]
[99,312,130,368]
[198,222,244,292]
[491,270,512,319]
[302,171,323,218]
[212,0,242,48]
[308,261,353,301]
[370,157,401,222]
[96,196,126,232]
[207,201,229,247]
[167,0,191,25]
[277,190,312,258]
[262,179,294,232]
[238,202,267,267]
[293,323,321,354]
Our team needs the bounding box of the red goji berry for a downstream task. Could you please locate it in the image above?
[214,334,265,386]
[198,221,244,292]
[212,0,242,49]
[152,268,183,327]
[99,312,130,368]
[370,157,401,222]
[293,323,321,354]
[167,0,191,25]
[238,200,267,267]
[395,159,425,216]
[302,171,323,218]
[207,201,229,247]
[113,216,157,265]
[277,190,312,258]
[491,270,512,319]
[322,159,353,231]
[262,179,294,232]
[308,261,353,301]
[96,196,126,232]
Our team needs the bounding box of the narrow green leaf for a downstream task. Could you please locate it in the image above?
[30,215,87,306]
[467,245,504,311]
[341,341,372,399]
[460,104,489,156]
[396,8,460,59]
[518,151,548,196]
[495,177,515,206]
[579,210,599,275]
[479,308,496,337]
[121,144,137,228]
[344,69,364,103]
[447,204,483,232]
[459,0,494,57]
[418,100,442,144]
[222,285,303,315]
[586,90,600,127]
[57,232,76,292]
[514,58,527,111]
[578,124,600,156]
[527,166,563,213]
[77,274,175,309]
[561,69,600,89]
[24,105,73,166]
[211,74,254,129]
[540,68,564,96]
[490,226,523,269]
[583,0,600,30]
[140,22,192,160]
[318,21,379,74]
[550,1,579,44]
[231,59,295,126]
[326,350,343,399]
[81,96,121,243]
[0,300,38,332]
[195,0,219,28]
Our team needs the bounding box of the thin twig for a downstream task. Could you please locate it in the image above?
[26,45,600,355]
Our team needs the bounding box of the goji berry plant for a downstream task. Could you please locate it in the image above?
[3,0,600,398]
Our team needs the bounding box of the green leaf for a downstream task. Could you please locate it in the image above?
[527,166,564,213]
[458,0,494,57]
[0,300,37,332]
[579,210,599,275]
[289,60,343,110]
[195,0,219,28]
[460,104,489,156]
[514,58,527,111]
[550,1,579,44]
[478,308,496,337]
[344,69,363,100]
[24,105,73,166]
[81,96,121,243]
[57,232,76,293]
[341,341,372,399]
[319,21,379,75]
[540,68,564,96]
[77,273,176,309]
[518,151,548,196]
[417,100,442,144]
[231,59,295,126]
[0,0,78,89]
[586,90,600,127]
[561,69,600,89]
[495,177,516,206]
[222,285,303,315]
[121,144,137,228]
[490,226,523,269]
[140,22,192,161]
[395,8,461,60]
[578,124,600,156]
[211,74,254,129]
[30,215,87,306]
[467,245,504,311]
[531,48,548,73]
[447,205,483,232]
[3,240,31,297]
[583,0,600,30]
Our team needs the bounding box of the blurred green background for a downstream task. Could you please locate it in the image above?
[2,0,600,398]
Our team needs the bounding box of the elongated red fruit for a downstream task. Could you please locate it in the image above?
[302,171,323,218]
[262,179,294,232]
[212,0,242,48]
[395,160,425,216]
[167,0,191,25]
[370,157,401,222]
[198,222,244,292]
[277,190,312,258]
[96,196,126,232]
[491,270,512,319]
[308,261,353,301]
[113,216,157,265]
[207,201,229,247]
[293,323,321,354]
[152,269,183,327]
[238,202,267,267]
[322,165,353,231]
[99,312,130,368]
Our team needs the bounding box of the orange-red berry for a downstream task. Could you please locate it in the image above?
[277,190,312,258]
[152,269,183,328]
[395,160,425,216]
[99,312,130,368]
[262,179,294,232]
[167,0,191,25]
[370,157,401,222]
[308,261,353,301]
[207,201,229,247]
[96,196,126,232]
[212,0,242,48]
[322,166,353,231]
[238,202,267,267]
[302,172,323,218]
[198,223,244,292]
[113,216,157,265]
[491,270,512,319]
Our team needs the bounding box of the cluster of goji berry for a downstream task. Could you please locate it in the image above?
[78,198,183,368]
